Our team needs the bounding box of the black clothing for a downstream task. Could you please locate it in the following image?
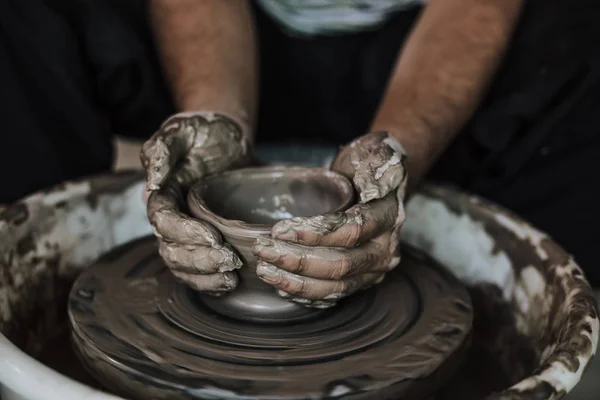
[1,0,599,283]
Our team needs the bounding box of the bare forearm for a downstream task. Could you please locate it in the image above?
[371,0,523,186]
[150,0,258,137]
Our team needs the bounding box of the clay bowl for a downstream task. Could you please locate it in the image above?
[186,166,354,322]
[0,167,597,399]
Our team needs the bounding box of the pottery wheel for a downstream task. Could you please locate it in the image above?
[68,236,473,400]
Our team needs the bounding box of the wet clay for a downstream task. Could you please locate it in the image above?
[189,166,354,226]
[187,166,355,321]
[68,236,472,400]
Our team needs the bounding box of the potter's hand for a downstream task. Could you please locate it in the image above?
[141,112,252,294]
[253,132,408,307]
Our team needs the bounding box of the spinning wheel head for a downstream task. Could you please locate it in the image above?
[68,236,473,400]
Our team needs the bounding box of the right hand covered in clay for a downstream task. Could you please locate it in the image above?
[141,112,252,294]
[252,132,408,308]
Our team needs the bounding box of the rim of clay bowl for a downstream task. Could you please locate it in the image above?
[187,166,355,237]
[0,171,597,400]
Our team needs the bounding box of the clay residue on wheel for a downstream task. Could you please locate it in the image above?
[68,236,473,400]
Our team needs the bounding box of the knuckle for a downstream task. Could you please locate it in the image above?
[343,224,362,248]
[299,231,320,246]
[292,279,307,296]
[332,255,353,279]
[159,242,196,272]
[274,253,286,267]
[295,253,308,274]
[363,250,379,270]
[333,280,349,295]
[272,276,290,292]
[295,230,307,244]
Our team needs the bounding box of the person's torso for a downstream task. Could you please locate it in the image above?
[255,0,424,35]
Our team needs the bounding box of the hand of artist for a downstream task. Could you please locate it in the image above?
[253,132,408,308]
[141,112,253,294]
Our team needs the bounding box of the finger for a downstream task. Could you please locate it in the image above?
[277,273,387,308]
[159,240,242,274]
[184,115,250,175]
[141,115,197,190]
[141,134,172,191]
[171,270,238,292]
[331,132,391,178]
[147,184,220,247]
[353,136,407,203]
[252,237,392,280]
[271,193,398,247]
[256,261,383,300]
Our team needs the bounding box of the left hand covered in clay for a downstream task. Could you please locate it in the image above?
[252,132,408,308]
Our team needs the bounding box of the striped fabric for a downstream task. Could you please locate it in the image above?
[256,0,424,35]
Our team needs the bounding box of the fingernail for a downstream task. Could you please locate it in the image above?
[253,237,280,263]
[277,290,291,298]
[323,293,344,300]
[256,262,281,284]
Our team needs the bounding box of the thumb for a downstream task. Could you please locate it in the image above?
[141,114,200,190]
[141,134,175,191]
[353,136,407,203]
